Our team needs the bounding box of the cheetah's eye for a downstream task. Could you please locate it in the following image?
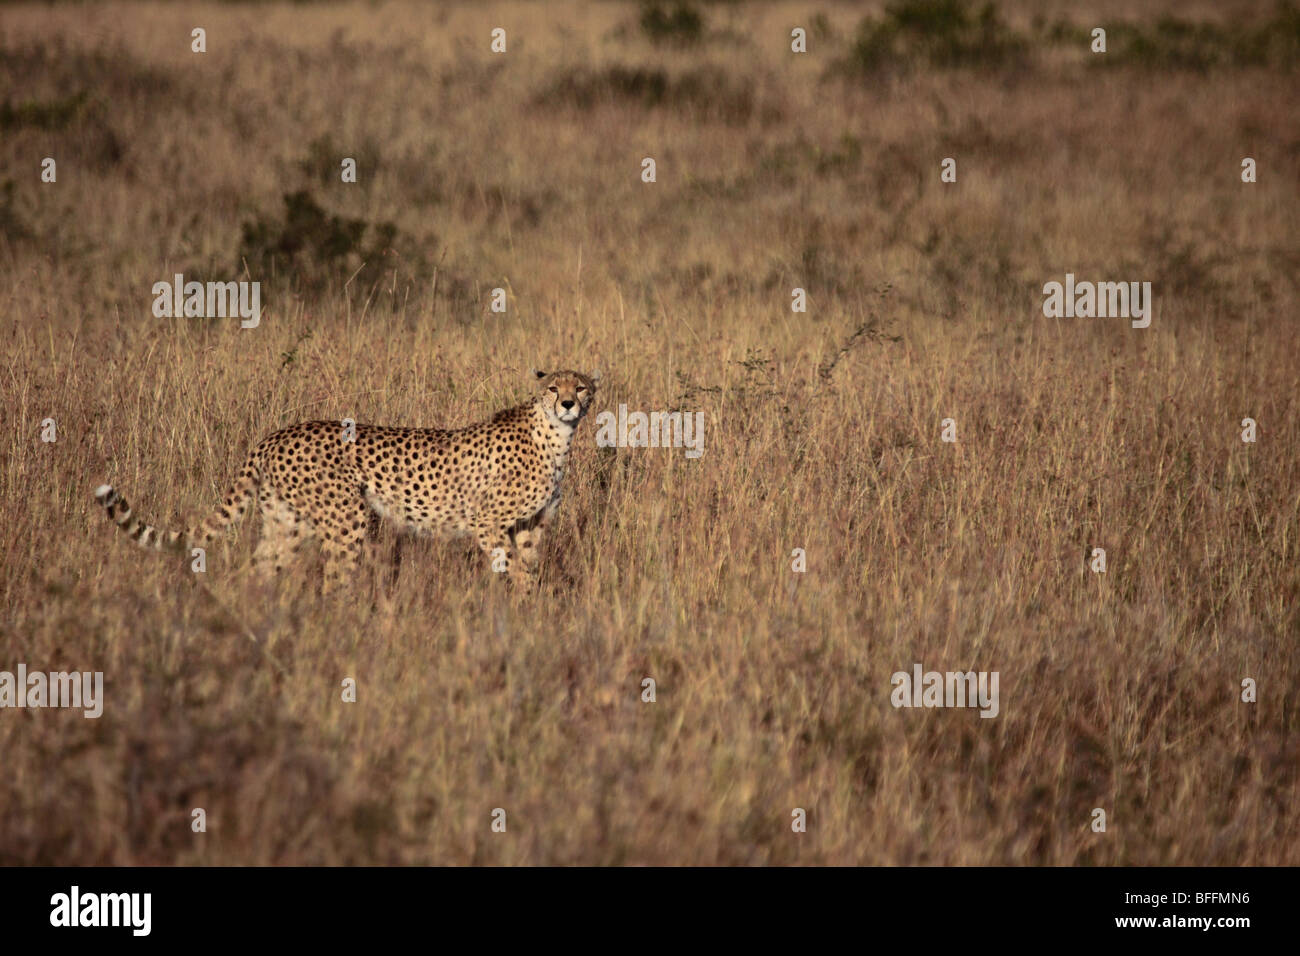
[548,386,558,393]
[577,387,587,393]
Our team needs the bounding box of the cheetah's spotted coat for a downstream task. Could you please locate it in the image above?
[94,369,599,592]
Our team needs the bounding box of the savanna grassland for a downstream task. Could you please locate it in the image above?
[1,0,1297,865]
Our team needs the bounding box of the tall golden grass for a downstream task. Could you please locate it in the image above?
[0,0,1296,864]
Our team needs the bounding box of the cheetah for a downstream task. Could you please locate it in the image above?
[94,369,599,593]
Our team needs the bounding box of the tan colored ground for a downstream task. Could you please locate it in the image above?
[0,0,1296,863]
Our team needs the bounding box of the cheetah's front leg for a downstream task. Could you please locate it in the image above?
[476,524,533,591]
[511,497,561,576]
[511,526,541,574]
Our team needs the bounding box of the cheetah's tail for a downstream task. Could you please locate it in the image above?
[94,456,261,553]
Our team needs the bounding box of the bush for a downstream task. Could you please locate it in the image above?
[842,0,1027,74]
[540,65,758,125]
[238,190,422,297]
[640,1,705,46]
[1096,3,1300,70]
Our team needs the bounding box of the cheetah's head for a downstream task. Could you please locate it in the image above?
[533,369,599,426]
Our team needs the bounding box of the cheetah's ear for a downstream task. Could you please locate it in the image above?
[532,368,548,380]
[588,370,601,385]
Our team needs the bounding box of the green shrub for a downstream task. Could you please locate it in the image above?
[238,190,423,297]
[640,1,705,46]
[842,0,1027,74]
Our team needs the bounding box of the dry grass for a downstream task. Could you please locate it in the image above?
[0,0,1297,865]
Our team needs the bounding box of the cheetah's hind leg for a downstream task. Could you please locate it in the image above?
[318,493,372,595]
[252,488,314,579]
